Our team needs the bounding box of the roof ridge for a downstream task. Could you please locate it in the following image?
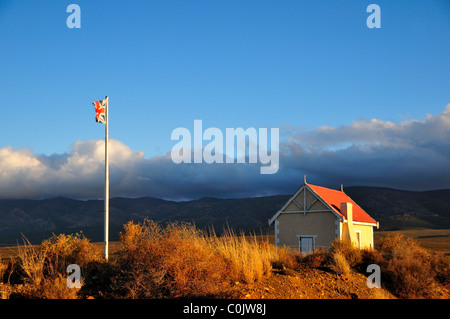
[308,183,377,225]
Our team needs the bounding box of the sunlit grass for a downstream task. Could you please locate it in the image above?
[0,222,448,299]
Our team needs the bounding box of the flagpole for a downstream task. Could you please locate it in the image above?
[104,96,109,261]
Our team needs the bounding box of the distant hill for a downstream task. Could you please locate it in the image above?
[1,186,449,244]
[0,195,289,244]
[344,186,450,231]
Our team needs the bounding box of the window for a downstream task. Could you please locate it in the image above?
[355,231,361,249]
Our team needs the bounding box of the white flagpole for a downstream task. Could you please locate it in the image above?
[104,96,109,260]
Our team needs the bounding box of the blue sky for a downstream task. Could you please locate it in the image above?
[0,1,449,199]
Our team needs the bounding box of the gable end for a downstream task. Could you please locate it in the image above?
[268,184,344,225]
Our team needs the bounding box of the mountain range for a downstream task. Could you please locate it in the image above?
[1,186,450,244]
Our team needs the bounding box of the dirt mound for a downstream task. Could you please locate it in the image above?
[233,265,395,299]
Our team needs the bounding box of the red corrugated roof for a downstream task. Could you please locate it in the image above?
[308,184,377,225]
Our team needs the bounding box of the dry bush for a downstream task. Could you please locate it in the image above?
[11,233,101,299]
[270,245,300,270]
[0,283,13,299]
[360,248,384,266]
[160,223,233,297]
[376,233,450,299]
[114,220,233,298]
[329,239,362,268]
[302,249,329,269]
[0,258,11,298]
[331,251,351,276]
[15,274,82,299]
[112,220,166,298]
[0,258,7,282]
[430,253,450,288]
[40,233,103,274]
[270,246,328,271]
[114,220,286,298]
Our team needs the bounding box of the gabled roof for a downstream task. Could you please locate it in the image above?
[307,184,377,225]
[269,183,377,226]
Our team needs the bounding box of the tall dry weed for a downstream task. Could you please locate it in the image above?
[209,228,274,283]
[17,236,47,286]
[330,251,351,277]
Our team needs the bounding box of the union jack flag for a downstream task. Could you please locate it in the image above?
[92,96,108,124]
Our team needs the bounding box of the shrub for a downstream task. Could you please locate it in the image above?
[376,233,450,299]
[113,220,234,298]
[361,248,384,266]
[159,223,233,297]
[271,245,300,270]
[302,249,329,269]
[12,233,102,299]
[113,220,287,298]
[0,283,13,299]
[40,233,103,274]
[329,239,362,268]
[0,259,8,283]
[356,248,385,273]
[15,274,81,299]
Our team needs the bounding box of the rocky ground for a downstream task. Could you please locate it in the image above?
[232,265,395,299]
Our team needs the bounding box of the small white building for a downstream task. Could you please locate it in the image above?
[268,182,379,254]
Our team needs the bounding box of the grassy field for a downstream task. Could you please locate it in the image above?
[375,229,450,256]
[1,222,449,299]
[2,228,449,260]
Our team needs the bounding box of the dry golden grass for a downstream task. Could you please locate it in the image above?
[111,220,283,298]
[0,222,448,299]
[17,236,47,287]
[208,227,275,283]
[330,252,351,277]
[0,256,7,279]
[0,233,101,299]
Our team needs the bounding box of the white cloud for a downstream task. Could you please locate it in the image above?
[280,104,450,190]
[0,105,449,199]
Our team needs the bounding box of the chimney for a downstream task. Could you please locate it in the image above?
[340,202,353,225]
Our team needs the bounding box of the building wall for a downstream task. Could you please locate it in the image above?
[341,222,374,249]
[353,223,374,249]
[277,211,338,250]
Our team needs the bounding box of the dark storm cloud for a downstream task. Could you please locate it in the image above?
[0,104,449,199]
